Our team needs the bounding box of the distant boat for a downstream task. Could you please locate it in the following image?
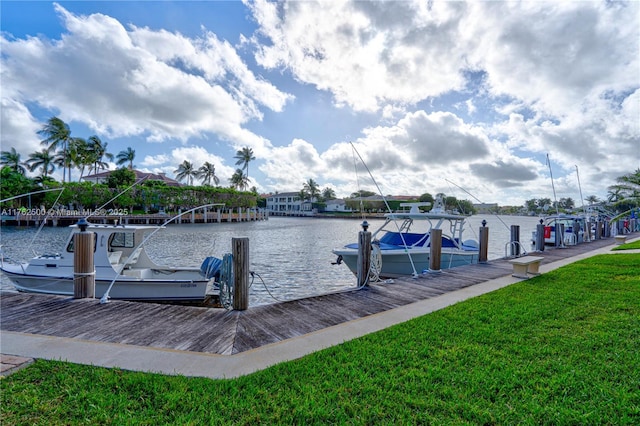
[0,222,220,302]
[332,196,479,279]
[531,214,588,246]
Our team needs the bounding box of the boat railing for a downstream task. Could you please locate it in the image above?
[504,241,529,258]
[0,255,27,274]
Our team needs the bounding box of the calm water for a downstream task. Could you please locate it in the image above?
[0,215,541,306]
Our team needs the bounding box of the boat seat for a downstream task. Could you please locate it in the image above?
[123,249,141,267]
[108,251,123,264]
[122,268,151,279]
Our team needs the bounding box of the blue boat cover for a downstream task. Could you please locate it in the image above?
[345,233,465,250]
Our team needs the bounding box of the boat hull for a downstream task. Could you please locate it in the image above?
[333,248,479,278]
[1,267,211,302]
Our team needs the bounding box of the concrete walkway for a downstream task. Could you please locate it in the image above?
[1,238,638,379]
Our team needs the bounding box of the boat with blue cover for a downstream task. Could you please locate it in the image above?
[332,196,479,279]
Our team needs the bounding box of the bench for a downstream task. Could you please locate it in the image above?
[614,235,627,245]
[508,256,544,279]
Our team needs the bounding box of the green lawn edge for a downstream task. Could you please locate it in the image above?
[2,253,639,425]
[612,238,640,250]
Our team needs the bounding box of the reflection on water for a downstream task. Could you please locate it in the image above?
[1,215,541,306]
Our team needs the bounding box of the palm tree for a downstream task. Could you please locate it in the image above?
[230,168,249,190]
[33,175,57,187]
[197,162,220,186]
[321,187,336,201]
[87,136,114,174]
[38,117,72,182]
[26,149,55,178]
[116,147,136,170]
[69,137,91,179]
[607,187,624,204]
[234,147,256,179]
[585,195,599,205]
[174,160,197,186]
[0,147,27,175]
[608,169,640,221]
[303,178,320,202]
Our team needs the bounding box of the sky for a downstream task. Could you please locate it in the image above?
[1,0,639,207]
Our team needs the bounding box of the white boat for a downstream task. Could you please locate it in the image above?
[531,214,588,246]
[0,221,220,302]
[332,197,480,279]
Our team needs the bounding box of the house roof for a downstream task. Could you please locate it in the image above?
[82,169,182,187]
[266,192,301,198]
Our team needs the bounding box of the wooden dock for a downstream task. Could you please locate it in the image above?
[0,237,620,356]
[1,209,268,227]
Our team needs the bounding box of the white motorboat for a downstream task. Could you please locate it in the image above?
[530,214,588,246]
[0,221,221,302]
[332,197,479,279]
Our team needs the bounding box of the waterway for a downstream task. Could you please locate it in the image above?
[0,215,542,306]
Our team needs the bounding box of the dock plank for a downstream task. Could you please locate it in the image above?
[0,236,620,355]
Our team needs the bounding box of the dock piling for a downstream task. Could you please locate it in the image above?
[357,221,372,286]
[429,228,442,272]
[232,237,250,310]
[73,218,95,299]
[479,220,489,263]
[510,225,521,257]
[535,220,545,252]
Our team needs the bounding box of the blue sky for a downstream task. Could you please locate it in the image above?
[1,1,639,206]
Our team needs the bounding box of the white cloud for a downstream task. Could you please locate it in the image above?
[141,146,236,187]
[1,3,292,147]
[1,1,637,207]
[247,0,469,112]
[0,98,41,156]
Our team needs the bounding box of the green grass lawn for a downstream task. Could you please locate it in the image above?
[2,253,639,425]
[612,238,640,250]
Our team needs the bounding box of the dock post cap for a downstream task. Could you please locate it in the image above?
[361,220,369,231]
[77,217,89,232]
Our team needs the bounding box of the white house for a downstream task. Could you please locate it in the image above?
[82,169,182,187]
[324,199,354,213]
[265,192,316,215]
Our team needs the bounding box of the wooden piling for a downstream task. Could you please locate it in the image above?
[73,231,95,298]
[510,225,520,256]
[357,228,372,286]
[479,224,489,263]
[232,237,249,310]
[429,228,442,272]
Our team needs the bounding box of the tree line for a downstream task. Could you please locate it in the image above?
[1,116,258,192]
[292,180,477,214]
[3,116,638,217]
[523,171,640,216]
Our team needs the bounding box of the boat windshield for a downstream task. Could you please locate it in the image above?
[109,232,136,248]
[65,233,97,253]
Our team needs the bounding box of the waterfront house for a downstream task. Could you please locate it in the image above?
[265,192,316,215]
[82,169,182,187]
[323,199,354,213]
